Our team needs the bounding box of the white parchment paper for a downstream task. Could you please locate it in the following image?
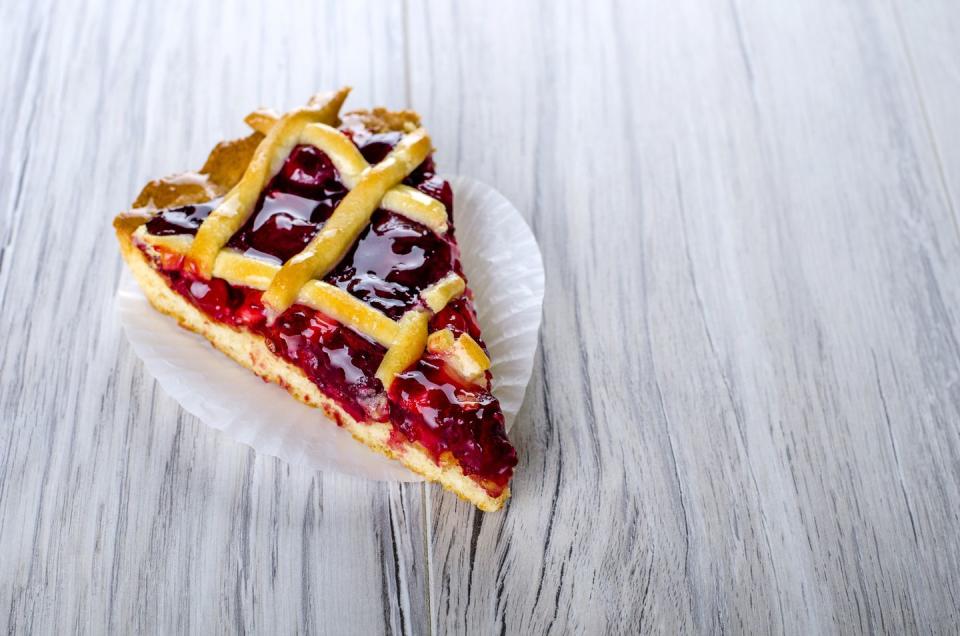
[115,176,545,482]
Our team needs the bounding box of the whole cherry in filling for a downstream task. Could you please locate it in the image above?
[325,210,459,319]
[227,145,348,263]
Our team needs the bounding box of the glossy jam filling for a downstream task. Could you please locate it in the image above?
[141,125,513,493]
[145,199,219,236]
[153,259,386,422]
[430,296,484,343]
[324,209,458,319]
[227,145,347,264]
[389,355,516,491]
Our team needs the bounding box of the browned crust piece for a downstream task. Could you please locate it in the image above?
[114,111,510,512]
[341,108,421,133]
[132,132,264,210]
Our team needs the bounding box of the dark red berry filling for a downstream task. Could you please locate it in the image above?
[389,354,516,492]
[226,145,348,263]
[150,260,385,422]
[430,296,484,343]
[323,210,460,320]
[145,199,219,236]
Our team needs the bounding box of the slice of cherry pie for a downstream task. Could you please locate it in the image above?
[114,88,518,510]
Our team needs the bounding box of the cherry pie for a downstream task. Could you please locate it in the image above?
[114,88,518,510]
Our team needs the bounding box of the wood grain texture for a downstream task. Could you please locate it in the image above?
[894,0,960,224]
[2,0,960,633]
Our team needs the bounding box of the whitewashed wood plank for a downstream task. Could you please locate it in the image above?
[893,2,960,222]
[409,0,960,632]
[686,1,960,629]
[0,1,428,633]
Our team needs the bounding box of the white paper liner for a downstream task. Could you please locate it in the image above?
[115,176,545,482]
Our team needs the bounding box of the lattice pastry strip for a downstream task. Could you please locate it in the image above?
[375,311,430,386]
[421,273,466,312]
[188,88,350,277]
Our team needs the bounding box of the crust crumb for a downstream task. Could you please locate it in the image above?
[342,108,421,133]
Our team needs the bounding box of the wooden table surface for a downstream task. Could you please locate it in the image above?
[3,0,960,633]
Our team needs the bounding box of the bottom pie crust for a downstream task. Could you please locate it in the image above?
[116,221,509,512]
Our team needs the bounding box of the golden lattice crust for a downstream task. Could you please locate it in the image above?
[115,89,510,510]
